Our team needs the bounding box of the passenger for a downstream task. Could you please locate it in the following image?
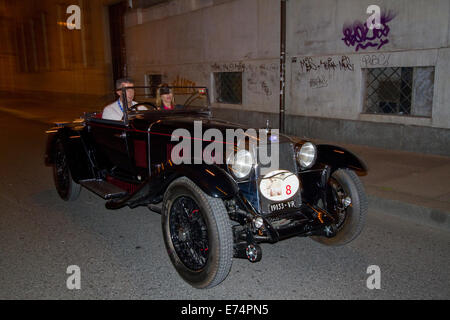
[102,78,147,120]
[156,84,176,110]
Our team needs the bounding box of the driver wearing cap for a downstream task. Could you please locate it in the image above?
[102,78,147,121]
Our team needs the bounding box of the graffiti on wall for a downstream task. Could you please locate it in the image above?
[309,76,328,89]
[298,56,355,73]
[342,11,396,52]
[211,62,246,73]
[247,63,278,97]
[171,75,197,94]
[292,55,355,89]
[361,53,391,67]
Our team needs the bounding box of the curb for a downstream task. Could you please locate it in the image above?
[368,194,450,231]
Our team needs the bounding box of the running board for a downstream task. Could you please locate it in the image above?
[79,179,127,200]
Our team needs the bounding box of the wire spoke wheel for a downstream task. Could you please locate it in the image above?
[327,177,351,232]
[312,169,367,246]
[169,196,209,271]
[162,177,233,289]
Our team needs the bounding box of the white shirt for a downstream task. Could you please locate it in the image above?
[102,100,147,121]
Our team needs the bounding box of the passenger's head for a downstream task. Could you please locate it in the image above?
[156,84,174,110]
[115,78,135,104]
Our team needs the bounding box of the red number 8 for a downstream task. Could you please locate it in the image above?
[286,185,292,195]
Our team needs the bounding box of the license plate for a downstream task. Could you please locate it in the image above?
[269,200,297,212]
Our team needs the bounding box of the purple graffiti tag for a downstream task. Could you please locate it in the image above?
[342,11,395,52]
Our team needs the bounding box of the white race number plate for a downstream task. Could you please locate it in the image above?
[259,170,300,202]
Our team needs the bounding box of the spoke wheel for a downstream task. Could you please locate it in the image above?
[327,177,350,232]
[312,169,367,246]
[169,196,209,271]
[162,177,233,289]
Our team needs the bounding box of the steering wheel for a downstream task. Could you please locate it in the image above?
[129,102,158,111]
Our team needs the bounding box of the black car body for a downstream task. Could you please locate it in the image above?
[45,86,368,288]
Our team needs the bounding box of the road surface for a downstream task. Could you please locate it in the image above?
[0,114,449,300]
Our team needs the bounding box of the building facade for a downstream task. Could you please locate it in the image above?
[0,0,115,98]
[1,0,448,155]
[124,0,450,155]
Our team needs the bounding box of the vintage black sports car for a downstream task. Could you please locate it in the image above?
[45,86,368,289]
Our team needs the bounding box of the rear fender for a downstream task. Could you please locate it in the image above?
[46,127,94,182]
[45,129,59,166]
[316,144,368,176]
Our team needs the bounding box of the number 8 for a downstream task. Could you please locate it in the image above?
[286,185,292,195]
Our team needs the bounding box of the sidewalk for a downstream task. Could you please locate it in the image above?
[1,94,449,230]
[339,143,450,230]
[0,91,111,124]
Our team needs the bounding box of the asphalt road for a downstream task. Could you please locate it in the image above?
[0,114,449,300]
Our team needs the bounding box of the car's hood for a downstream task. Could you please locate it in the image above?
[140,113,295,145]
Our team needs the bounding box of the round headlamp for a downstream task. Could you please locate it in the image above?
[296,142,317,169]
[227,149,254,179]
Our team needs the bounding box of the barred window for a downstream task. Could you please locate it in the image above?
[364,67,434,117]
[214,72,242,105]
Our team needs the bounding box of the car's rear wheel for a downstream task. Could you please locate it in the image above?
[161,177,233,289]
[53,141,81,201]
[312,168,367,246]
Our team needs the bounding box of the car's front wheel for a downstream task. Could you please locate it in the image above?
[53,141,81,201]
[312,168,367,246]
[161,177,233,289]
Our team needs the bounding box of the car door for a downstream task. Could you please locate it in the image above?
[88,118,136,176]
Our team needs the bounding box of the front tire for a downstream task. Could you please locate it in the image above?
[162,177,233,289]
[312,168,367,246]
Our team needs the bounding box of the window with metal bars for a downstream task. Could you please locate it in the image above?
[363,67,434,117]
[214,72,243,105]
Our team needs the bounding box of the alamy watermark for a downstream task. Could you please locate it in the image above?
[170,121,280,175]
[366,265,381,290]
[66,5,81,30]
[66,265,81,290]
[366,5,382,30]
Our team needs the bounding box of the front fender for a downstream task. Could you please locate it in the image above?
[316,144,368,176]
[164,164,239,199]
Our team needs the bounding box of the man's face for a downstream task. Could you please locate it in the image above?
[117,82,135,104]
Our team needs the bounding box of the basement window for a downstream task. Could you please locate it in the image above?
[214,72,242,105]
[363,67,434,117]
